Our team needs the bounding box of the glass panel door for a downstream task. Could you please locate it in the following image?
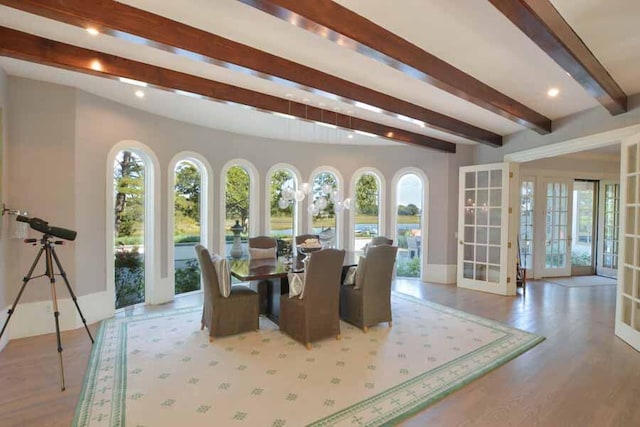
[571,181,596,276]
[541,178,573,277]
[597,181,620,279]
[519,179,534,272]
[458,163,518,295]
[616,137,640,351]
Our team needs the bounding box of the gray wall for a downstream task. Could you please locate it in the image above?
[5,78,77,304]
[5,76,472,302]
[476,94,640,164]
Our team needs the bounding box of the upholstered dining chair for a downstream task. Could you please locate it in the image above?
[194,245,259,342]
[248,236,277,252]
[279,248,345,350]
[370,236,393,246]
[248,236,277,313]
[295,234,320,246]
[340,245,398,332]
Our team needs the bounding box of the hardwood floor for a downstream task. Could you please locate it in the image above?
[1,280,638,426]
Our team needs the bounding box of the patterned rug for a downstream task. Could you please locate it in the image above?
[73,293,544,426]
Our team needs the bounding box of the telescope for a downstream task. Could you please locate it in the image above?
[16,215,77,241]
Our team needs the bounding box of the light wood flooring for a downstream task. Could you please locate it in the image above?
[0,279,639,426]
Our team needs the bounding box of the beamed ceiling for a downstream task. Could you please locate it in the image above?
[0,0,638,153]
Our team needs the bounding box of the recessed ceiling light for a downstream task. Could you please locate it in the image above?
[86,27,99,36]
[135,90,145,98]
[547,87,559,98]
[89,60,102,71]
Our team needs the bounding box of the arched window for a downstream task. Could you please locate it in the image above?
[267,164,300,243]
[352,170,384,253]
[393,170,427,279]
[221,160,258,257]
[171,156,209,295]
[309,169,342,247]
[108,142,159,310]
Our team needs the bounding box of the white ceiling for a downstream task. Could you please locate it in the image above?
[1,0,638,149]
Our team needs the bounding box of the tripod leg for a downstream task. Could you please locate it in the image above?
[46,245,66,391]
[0,246,45,341]
[50,246,94,344]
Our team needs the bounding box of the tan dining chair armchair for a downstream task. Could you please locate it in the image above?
[249,236,277,251]
[295,234,320,246]
[248,236,277,313]
[370,236,393,246]
[279,248,345,350]
[340,245,398,332]
[195,245,259,341]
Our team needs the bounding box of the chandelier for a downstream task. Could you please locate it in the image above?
[278,182,352,215]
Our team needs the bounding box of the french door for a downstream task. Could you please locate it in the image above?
[457,163,518,295]
[540,178,573,277]
[597,181,620,278]
[616,136,640,351]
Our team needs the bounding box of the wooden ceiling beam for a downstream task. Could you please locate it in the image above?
[488,0,627,115]
[0,0,491,147]
[0,27,456,153]
[238,0,552,134]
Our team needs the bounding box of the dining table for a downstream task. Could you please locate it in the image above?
[229,251,359,325]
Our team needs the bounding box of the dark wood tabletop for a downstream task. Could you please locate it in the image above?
[230,251,359,282]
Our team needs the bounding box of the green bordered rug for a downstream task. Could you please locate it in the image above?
[73,292,544,426]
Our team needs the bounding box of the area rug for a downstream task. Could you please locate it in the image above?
[73,293,544,426]
[548,275,617,287]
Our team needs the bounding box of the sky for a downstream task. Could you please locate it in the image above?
[397,174,423,208]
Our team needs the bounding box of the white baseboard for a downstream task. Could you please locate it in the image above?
[424,264,457,284]
[7,291,114,340]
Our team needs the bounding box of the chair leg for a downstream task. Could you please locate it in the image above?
[363,326,368,333]
[201,322,205,331]
[388,321,393,328]
[336,334,342,340]
[305,343,312,350]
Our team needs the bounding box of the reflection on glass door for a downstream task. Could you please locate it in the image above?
[458,163,517,295]
[519,179,534,272]
[598,181,620,278]
[542,179,572,277]
[571,181,596,275]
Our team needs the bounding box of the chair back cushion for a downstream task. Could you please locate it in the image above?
[295,234,320,245]
[211,254,232,298]
[248,236,277,249]
[354,256,367,289]
[370,236,393,246]
[249,246,277,260]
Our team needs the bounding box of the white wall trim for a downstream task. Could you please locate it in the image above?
[264,163,302,237]
[504,124,640,163]
[424,264,457,284]
[520,167,618,181]
[347,167,386,252]
[106,141,162,309]
[390,167,429,281]
[219,159,260,256]
[5,290,113,340]
[307,166,344,247]
[167,152,213,295]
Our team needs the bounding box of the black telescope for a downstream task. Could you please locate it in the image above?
[16,215,77,241]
